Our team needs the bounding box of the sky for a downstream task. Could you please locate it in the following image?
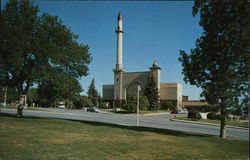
[2,1,204,100]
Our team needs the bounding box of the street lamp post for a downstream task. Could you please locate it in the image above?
[137,85,141,127]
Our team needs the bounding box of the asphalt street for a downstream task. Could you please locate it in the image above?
[1,108,248,140]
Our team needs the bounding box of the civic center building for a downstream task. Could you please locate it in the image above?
[102,12,183,109]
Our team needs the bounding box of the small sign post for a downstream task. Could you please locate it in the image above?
[137,85,141,127]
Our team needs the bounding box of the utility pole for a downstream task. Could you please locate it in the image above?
[137,85,141,127]
[4,85,7,107]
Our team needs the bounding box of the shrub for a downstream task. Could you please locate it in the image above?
[207,112,218,120]
[207,112,230,120]
[186,105,219,112]
[188,110,202,120]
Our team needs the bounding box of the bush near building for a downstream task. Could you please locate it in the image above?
[207,112,218,120]
[185,105,219,112]
[188,110,202,120]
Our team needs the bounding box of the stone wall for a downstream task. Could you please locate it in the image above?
[160,83,182,109]
[103,85,114,100]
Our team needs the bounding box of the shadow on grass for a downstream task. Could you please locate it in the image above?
[0,113,215,139]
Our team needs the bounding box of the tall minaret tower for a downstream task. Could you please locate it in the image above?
[113,12,125,104]
[115,12,124,70]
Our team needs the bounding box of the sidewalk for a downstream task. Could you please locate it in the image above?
[171,118,249,130]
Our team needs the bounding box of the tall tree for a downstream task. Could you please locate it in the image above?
[144,74,160,110]
[87,78,98,106]
[125,95,149,112]
[179,0,249,138]
[73,95,93,109]
[37,71,82,107]
[27,88,39,106]
[0,0,91,111]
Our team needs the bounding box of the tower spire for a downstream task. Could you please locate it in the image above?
[115,12,124,70]
[117,11,122,21]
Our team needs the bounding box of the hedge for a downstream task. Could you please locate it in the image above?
[185,105,219,112]
[188,110,202,120]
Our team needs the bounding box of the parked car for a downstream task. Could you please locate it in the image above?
[86,106,99,113]
[58,104,65,109]
[171,109,188,114]
[57,102,65,109]
[182,109,188,113]
[177,109,184,114]
[170,110,177,114]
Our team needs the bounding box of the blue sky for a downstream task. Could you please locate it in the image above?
[2,1,203,100]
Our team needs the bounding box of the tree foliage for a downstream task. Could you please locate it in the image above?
[87,78,98,106]
[124,95,149,112]
[179,0,249,138]
[73,95,93,109]
[0,0,91,97]
[37,71,82,107]
[27,88,39,106]
[144,74,160,110]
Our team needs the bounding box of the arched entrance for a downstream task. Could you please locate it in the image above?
[125,82,143,100]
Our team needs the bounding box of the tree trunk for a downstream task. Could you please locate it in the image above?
[220,116,226,138]
[219,101,227,138]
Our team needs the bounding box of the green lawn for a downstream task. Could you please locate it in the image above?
[176,117,249,128]
[0,116,248,160]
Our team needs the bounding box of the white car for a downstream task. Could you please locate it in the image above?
[58,105,65,109]
[177,109,188,114]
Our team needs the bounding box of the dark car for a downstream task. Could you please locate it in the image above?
[170,110,177,114]
[86,106,99,113]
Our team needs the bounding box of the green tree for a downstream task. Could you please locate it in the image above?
[125,95,149,112]
[37,71,82,107]
[97,92,105,108]
[87,78,98,106]
[73,95,93,109]
[144,75,160,110]
[179,0,249,138]
[0,0,91,112]
[0,85,19,104]
[27,88,39,106]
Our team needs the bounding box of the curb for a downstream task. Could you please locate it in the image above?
[170,118,249,130]
[143,112,170,116]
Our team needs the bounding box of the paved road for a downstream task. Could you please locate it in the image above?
[1,108,248,140]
